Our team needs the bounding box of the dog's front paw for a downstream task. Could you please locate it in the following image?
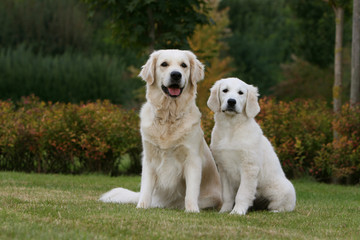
[230,205,248,215]
[185,200,200,213]
[136,200,150,209]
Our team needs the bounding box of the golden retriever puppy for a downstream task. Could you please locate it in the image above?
[207,77,296,215]
[100,50,222,212]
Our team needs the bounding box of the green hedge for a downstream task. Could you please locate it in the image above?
[0,46,143,105]
[0,96,359,183]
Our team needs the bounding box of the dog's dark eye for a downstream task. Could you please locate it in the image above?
[161,62,168,67]
[238,90,243,95]
[181,63,187,68]
[222,89,228,93]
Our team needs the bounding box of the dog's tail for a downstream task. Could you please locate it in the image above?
[99,188,140,204]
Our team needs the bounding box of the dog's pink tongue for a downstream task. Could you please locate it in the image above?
[168,87,181,96]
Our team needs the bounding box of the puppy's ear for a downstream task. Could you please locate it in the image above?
[207,81,221,112]
[185,51,205,85]
[245,84,260,118]
[138,51,159,85]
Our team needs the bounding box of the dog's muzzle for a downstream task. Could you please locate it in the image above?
[223,98,237,113]
[162,71,184,98]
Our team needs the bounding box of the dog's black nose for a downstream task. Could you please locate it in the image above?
[170,71,182,81]
[227,98,236,107]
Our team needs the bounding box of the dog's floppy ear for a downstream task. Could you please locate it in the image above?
[245,84,260,118]
[138,51,159,85]
[185,51,205,85]
[207,81,221,112]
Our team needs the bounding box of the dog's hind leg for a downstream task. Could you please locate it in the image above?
[266,179,296,212]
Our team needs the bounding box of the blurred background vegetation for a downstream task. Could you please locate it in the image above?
[0,0,355,108]
[0,0,359,182]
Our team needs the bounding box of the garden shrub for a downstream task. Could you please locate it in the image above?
[312,104,360,184]
[0,96,359,183]
[0,96,141,175]
[201,107,215,145]
[256,97,333,178]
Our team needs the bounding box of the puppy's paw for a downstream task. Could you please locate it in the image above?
[185,207,200,213]
[230,205,248,215]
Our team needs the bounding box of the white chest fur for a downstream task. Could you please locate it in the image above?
[147,142,188,189]
[210,114,263,183]
[140,102,200,149]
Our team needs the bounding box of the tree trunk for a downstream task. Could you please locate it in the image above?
[333,7,344,140]
[333,7,344,114]
[350,0,360,107]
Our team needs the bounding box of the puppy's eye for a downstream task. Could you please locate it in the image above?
[161,62,168,67]
[181,63,187,68]
[238,90,243,95]
[222,89,228,93]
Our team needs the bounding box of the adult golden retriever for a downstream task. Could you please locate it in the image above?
[208,77,296,215]
[100,50,222,212]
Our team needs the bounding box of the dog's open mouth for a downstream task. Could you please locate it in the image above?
[161,85,184,98]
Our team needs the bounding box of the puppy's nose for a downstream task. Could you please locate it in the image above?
[227,98,236,107]
[170,71,182,82]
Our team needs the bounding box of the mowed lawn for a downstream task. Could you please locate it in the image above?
[1,172,359,239]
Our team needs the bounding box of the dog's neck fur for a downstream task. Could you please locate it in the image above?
[141,84,201,149]
[212,112,259,144]
[147,84,198,124]
[214,111,250,128]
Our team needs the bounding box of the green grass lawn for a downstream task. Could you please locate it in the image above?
[1,172,359,239]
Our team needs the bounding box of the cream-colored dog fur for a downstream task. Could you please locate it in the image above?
[100,50,222,212]
[207,77,296,215]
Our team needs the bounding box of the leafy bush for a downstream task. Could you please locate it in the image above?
[0,46,143,106]
[312,104,360,184]
[256,98,333,178]
[0,96,141,175]
[201,108,215,145]
[1,96,359,183]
